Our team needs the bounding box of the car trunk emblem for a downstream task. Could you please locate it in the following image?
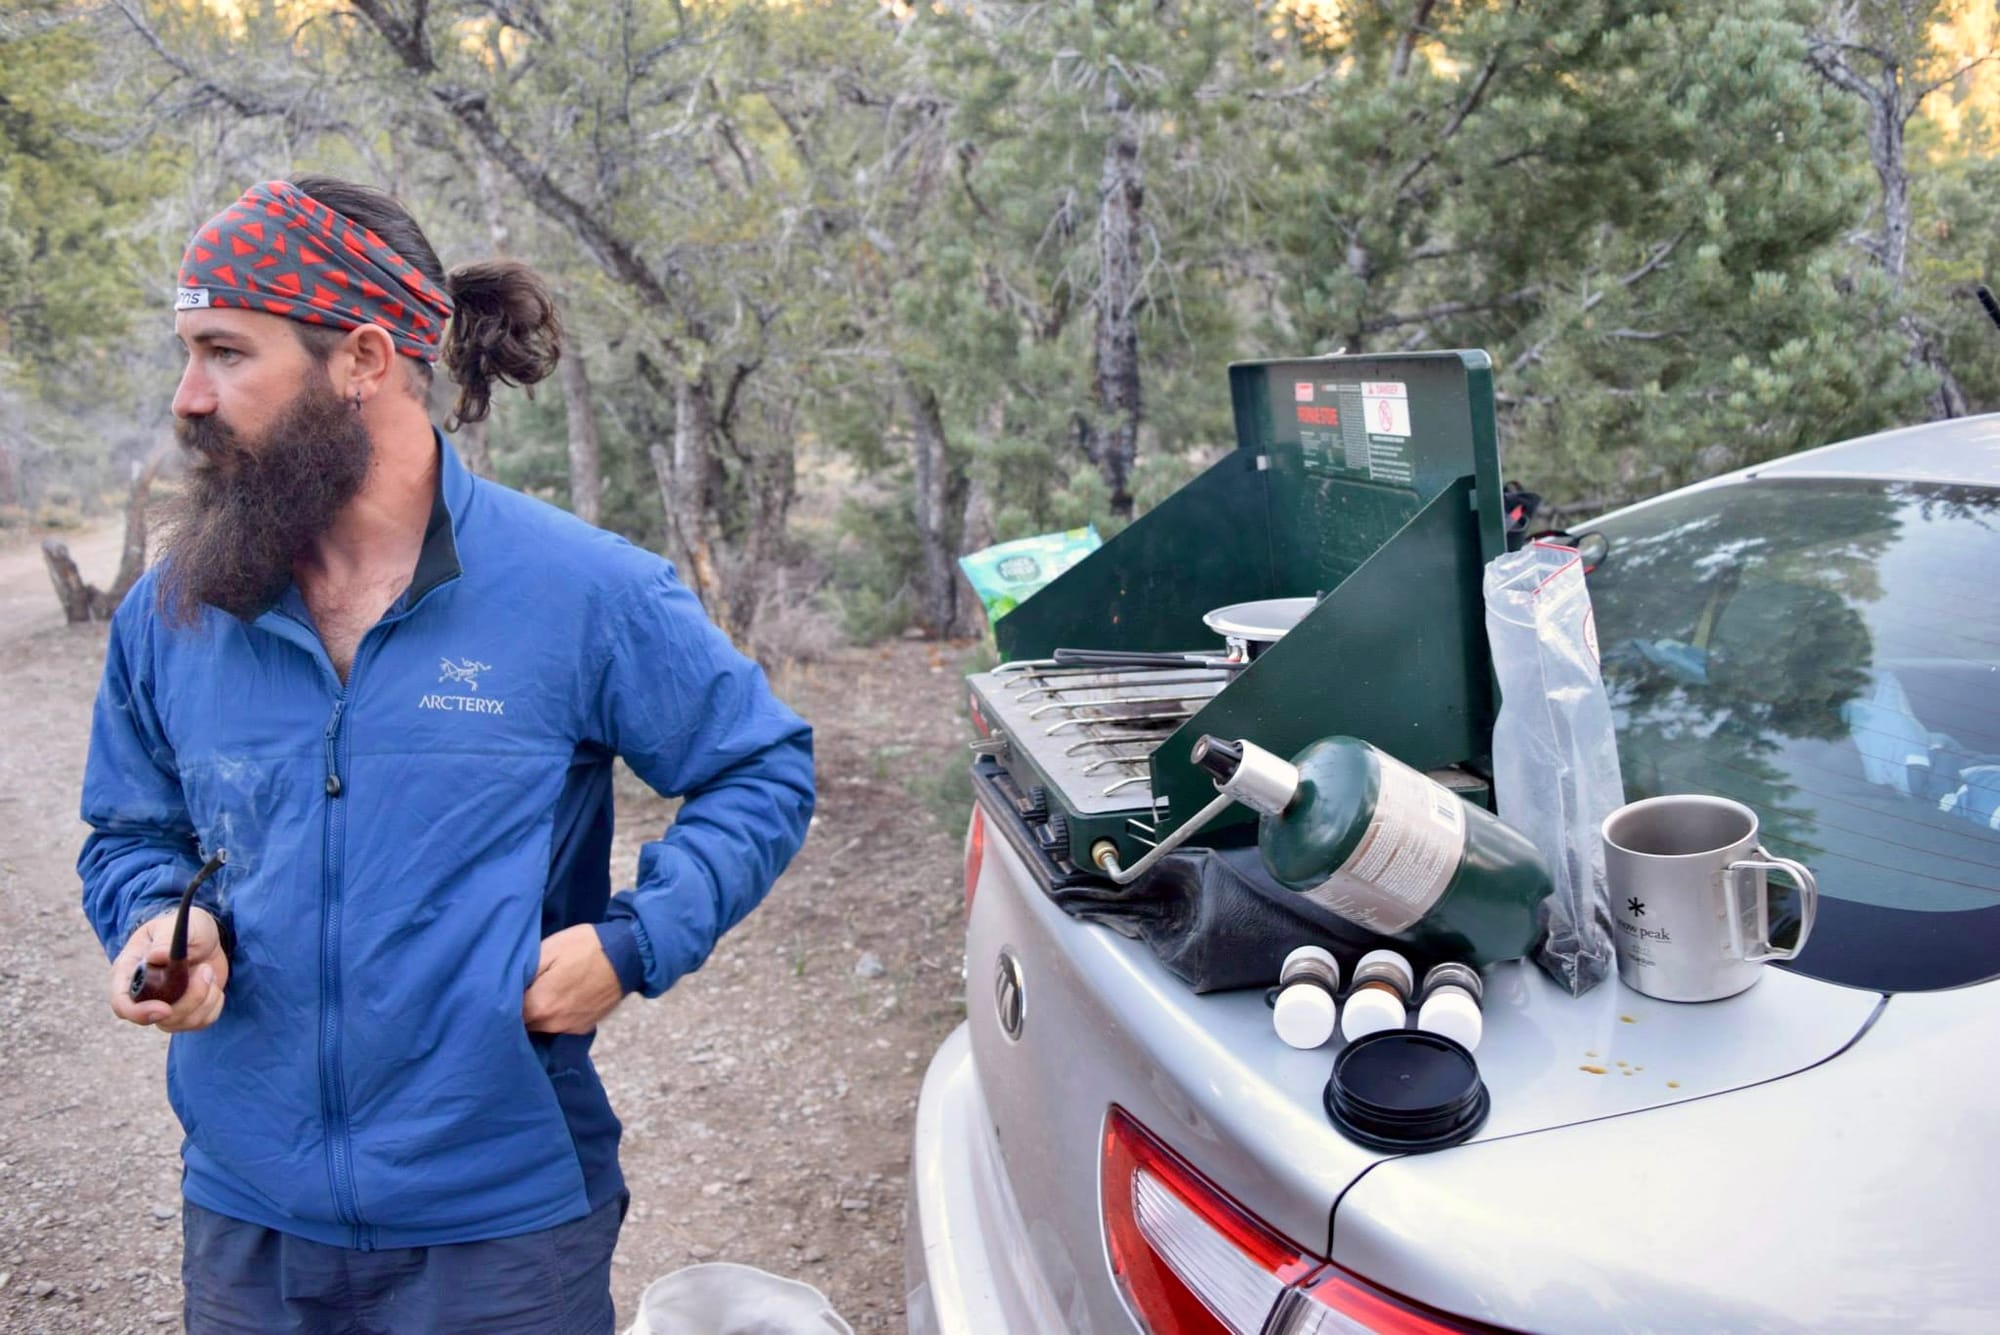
[995,951,1025,1040]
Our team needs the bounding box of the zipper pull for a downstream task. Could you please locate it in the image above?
[324,700,346,798]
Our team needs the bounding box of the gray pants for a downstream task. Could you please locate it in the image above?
[181,1193,626,1335]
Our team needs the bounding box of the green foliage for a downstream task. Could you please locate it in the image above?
[0,5,184,511]
[896,0,1254,538]
[1257,0,1939,512]
[825,484,923,642]
[0,8,165,370]
[4,0,1996,630]
[1910,112,2000,409]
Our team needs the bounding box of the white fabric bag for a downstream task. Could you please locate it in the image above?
[624,1262,854,1335]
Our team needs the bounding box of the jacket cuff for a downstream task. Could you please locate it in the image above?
[593,918,647,996]
[124,890,236,961]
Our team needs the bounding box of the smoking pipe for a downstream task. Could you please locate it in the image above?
[128,850,228,1007]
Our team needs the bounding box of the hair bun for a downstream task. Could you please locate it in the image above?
[441,259,563,428]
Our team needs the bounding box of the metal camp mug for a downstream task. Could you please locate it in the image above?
[1602,795,1818,1002]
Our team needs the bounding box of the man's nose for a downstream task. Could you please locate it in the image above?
[172,358,215,419]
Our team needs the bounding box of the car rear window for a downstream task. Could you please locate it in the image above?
[1587,477,2000,992]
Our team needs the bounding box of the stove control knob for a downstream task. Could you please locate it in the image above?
[1023,786,1050,822]
[1040,813,1070,857]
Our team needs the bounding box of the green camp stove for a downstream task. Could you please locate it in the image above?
[966,350,1511,874]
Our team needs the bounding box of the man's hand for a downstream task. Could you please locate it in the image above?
[523,925,626,1035]
[109,908,229,1033]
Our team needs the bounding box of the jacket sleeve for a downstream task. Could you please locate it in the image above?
[590,566,814,997]
[77,603,207,958]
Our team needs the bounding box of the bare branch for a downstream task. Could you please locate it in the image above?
[1804,39,1888,105]
[477,0,553,43]
[1240,67,1334,103]
[1614,233,1685,289]
[1391,45,1505,205]
[1390,0,1439,82]
[347,0,436,74]
[108,0,344,128]
[1508,234,1685,372]
[1354,285,1542,334]
[1906,52,2000,121]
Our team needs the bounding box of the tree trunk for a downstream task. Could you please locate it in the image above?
[1808,16,1963,419]
[900,372,970,638]
[0,436,17,507]
[1911,318,1971,418]
[1086,83,1145,518]
[455,416,495,477]
[731,421,796,635]
[558,343,603,526]
[42,540,96,624]
[646,373,730,633]
[109,437,173,603]
[474,151,512,255]
[41,436,172,622]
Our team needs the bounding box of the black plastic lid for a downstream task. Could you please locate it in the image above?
[1324,1030,1489,1153]
[1190,735,1243,782]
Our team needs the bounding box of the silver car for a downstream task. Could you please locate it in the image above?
[904,415,2000,1333]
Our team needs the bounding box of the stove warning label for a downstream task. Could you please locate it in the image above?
[1362,381,1410,437]
[1295,379,1417,486]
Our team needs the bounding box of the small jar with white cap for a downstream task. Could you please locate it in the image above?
[1340,948,1414,1042]
[1272,946,1342,1049]
[1415,962,1485,1053]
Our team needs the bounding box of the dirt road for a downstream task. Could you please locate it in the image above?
[0,526,974,1333]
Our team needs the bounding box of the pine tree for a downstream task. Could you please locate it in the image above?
[1256,0,1932,514]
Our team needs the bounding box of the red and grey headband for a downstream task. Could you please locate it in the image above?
[176,180,454,362]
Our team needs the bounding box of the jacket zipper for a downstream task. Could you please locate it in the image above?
[319,687,373,1249]
[301,578,459,1251]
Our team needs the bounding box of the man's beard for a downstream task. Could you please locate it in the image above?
[156,369,374,626]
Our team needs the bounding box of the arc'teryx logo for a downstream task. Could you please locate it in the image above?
[437,657,492,690]
[421,658,505,715]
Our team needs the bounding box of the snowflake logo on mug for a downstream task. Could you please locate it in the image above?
[1627,897,1646,917]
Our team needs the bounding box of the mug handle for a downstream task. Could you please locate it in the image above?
[1725,851,1819,962]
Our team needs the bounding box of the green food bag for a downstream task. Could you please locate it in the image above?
[958,526,1102,628]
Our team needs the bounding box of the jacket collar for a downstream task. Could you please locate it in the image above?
[404,428,468,608]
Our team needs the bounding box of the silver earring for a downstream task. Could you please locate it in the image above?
[351,389,363,412]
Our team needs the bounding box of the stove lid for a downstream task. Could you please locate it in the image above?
[989,350,1510,858]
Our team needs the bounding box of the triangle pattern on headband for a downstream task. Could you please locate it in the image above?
[175,180,453,361]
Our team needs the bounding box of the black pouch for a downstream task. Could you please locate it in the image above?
[1047,845,1386,994]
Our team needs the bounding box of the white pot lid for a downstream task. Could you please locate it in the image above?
[1202,596,1318,642]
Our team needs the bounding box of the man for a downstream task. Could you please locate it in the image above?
[78,176,815,1333]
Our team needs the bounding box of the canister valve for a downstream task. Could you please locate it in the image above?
[1192,734,1300,816]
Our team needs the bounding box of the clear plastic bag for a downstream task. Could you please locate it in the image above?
[1483,541,1625,995]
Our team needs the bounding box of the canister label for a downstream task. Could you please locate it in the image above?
[1302,751,1466,933]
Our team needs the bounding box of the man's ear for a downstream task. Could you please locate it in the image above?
[340,324,399,406]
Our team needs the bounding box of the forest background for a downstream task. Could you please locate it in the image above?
[4,0,1998,654]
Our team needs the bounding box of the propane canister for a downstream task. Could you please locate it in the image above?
[1191,734,1550,968]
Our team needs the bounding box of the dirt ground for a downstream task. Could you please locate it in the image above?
[0,523,979,1333]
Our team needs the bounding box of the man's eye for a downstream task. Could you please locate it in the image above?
[212,348,241,364]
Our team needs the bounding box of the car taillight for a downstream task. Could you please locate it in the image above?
[963,805,986,918]
[1103,1106,1506,1335]
[1103,1106,1317,1334]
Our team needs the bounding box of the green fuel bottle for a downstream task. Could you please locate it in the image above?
[1192,734,1550,967]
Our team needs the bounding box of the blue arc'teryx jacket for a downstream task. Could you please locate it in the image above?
[79,436,814,1249]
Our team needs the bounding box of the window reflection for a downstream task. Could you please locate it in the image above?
[1590,480,2000,922]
